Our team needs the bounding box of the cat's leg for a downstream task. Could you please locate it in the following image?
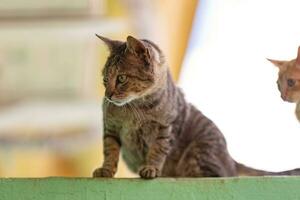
[93,136,121,178]
[175,141,227,177]
[139,127,173,179]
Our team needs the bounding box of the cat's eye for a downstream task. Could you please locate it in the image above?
[287,79,296,87]
[117,75,127,83]
[103,77,109,83]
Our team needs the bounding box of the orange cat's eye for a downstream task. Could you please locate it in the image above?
[117,75,127,83]
[287,79,296,87]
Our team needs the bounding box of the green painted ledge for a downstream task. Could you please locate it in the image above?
[0,177,300,200]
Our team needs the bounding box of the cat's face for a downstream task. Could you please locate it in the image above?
[97,35,164,106]
[268,47,300,102]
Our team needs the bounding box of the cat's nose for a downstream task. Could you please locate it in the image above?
[105,91,114,100]
[281,94,288,101]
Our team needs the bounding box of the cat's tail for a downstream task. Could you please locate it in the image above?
[235,161,300,176]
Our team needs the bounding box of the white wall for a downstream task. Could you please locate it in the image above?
[179,0,300,172]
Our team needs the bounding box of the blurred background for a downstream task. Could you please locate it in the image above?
[0,0,300,178]
[0,0,197,177]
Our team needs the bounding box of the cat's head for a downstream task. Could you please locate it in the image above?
[268,46,300,102]
[96,35,166,106]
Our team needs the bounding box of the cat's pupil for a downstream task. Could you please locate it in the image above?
[117,75,127,83]
[287,79,295,87]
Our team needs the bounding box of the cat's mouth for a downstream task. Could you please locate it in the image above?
[281,95,295,103]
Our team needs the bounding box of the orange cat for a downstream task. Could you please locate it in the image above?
[268,46,300,121]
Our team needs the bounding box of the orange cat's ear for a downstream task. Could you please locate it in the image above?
[95,34,122,51]
[267,58,286,69]
[296,46,300,67]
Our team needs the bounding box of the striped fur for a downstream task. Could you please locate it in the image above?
[93,36,300,178]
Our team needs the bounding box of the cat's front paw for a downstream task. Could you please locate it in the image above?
[139,165,159,179]
[93,167,114,178]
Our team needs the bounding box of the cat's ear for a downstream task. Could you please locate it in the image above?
[95,34,122,52]
[126,35,151,65]
[267,58,286,69]
[126,36,146,55]
[296,46,300,67]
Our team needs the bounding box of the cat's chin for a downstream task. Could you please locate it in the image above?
[112,101,128,106]
[282,96,297,103]
[106,96,136,106]
[284,99,295,103]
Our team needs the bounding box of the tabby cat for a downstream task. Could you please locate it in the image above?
[93,35,300,178]
[268,46,300,122]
